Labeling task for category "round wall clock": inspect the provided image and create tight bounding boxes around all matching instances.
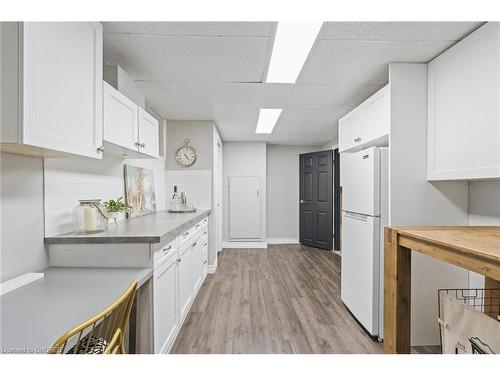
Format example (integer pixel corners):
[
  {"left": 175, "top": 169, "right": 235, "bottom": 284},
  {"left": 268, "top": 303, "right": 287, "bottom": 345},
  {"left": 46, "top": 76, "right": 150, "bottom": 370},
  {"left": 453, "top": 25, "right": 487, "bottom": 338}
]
[{"left": 175, "top": 138, "right": 197, "bottom": 167}]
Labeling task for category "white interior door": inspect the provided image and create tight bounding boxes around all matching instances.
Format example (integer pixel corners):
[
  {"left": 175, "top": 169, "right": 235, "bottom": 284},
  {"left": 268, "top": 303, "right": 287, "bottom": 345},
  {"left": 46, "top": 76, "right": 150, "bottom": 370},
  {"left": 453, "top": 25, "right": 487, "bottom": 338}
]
[
  {"left": 216, "top": 141, "right": 223, "bottom": 252},
  {"left": 340, "top": 212, "right": 380, "bottom": 336},
  {"left": 229, "top": 176, "right": 260, "bottom": 240}
]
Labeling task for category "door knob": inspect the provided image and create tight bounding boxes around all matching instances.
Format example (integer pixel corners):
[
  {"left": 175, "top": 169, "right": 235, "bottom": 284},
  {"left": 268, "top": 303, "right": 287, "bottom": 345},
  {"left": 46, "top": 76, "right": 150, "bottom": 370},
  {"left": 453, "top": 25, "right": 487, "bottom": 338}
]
[{"left": 299, "top": 200, "right": 304, "bottom": 204}]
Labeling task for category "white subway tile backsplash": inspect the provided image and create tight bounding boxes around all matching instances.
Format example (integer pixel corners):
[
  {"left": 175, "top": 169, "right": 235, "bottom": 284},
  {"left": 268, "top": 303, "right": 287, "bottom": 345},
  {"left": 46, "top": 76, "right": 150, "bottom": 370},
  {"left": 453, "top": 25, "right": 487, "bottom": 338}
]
[
  {"left": 165, "top": 170, "right": 212, "bottom": 209},
  {"left": 44, "top": 155, "right": 166, "bottom": 236}
]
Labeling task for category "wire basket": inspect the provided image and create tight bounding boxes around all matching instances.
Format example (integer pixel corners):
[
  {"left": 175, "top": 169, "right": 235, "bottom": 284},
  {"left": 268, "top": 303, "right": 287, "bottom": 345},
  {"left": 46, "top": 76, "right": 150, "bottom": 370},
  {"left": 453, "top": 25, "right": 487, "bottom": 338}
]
[{"left": 438, "top": 289, "right": 500, "bottom": 354}]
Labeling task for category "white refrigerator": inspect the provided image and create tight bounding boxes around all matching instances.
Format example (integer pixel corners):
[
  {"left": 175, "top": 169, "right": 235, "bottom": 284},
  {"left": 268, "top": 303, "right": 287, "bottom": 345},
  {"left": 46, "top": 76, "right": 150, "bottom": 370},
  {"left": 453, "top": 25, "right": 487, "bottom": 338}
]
[{"left": 340, "top": 146, "right": 389, "bottom": 339}]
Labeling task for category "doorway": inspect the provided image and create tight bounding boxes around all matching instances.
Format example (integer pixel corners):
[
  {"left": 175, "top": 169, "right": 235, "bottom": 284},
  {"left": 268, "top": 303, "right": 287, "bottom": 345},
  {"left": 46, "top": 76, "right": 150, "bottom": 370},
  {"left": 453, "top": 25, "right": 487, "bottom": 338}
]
[{"left": 299, "top": 150, "right": 333, "bottom": 250}]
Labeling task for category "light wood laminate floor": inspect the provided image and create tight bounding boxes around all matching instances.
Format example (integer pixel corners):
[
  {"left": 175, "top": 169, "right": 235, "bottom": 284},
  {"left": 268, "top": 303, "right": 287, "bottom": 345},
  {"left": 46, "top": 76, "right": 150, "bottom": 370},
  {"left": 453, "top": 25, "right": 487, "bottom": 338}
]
[{"left": 171, "top": 245, "right": 439, "bottom": 354}]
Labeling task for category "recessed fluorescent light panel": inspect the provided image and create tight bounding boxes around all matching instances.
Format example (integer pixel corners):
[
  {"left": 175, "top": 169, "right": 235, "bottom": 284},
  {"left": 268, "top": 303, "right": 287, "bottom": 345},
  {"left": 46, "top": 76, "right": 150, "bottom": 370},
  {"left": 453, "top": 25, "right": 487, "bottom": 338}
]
[
  {"left": 255, "top": 109, "right": 282, "bottom": 134},
  {"left": 266, "top": 22, "right": 323, "bottom": 83}
]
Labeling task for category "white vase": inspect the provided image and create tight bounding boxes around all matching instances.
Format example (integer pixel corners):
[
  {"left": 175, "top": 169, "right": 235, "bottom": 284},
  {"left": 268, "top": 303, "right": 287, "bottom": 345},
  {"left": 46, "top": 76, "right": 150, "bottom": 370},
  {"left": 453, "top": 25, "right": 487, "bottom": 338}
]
[{"left": 107, "top": 211, "right": 119, "bottom": 226}]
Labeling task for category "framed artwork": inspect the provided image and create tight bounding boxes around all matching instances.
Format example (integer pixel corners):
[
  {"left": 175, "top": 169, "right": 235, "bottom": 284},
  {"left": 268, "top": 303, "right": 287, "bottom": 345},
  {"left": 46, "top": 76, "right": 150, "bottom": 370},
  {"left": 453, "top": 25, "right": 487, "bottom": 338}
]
[{"left": 124, "top": 165, "right": 156, "bottom": 218}]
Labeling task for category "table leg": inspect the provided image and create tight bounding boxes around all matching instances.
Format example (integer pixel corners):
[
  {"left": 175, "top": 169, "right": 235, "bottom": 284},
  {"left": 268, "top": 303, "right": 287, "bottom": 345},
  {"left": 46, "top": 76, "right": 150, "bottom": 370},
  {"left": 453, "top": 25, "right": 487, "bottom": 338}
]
[
  {"left": 484, "top": 277, "right": 500, "bottom": 320},
  {"left": 384, "top": 228, "right": 412, "bottom": 354}
]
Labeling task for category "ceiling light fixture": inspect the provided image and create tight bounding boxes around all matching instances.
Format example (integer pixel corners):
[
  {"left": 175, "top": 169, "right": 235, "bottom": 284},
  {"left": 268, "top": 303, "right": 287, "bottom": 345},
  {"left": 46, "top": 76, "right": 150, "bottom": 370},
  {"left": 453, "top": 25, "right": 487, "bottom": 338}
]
[
  {"left": 255, "top": 108, "right": 282, "bottom": 134},
  {"left": 266, "top": 22, "right": 323, "bottom": 83}
]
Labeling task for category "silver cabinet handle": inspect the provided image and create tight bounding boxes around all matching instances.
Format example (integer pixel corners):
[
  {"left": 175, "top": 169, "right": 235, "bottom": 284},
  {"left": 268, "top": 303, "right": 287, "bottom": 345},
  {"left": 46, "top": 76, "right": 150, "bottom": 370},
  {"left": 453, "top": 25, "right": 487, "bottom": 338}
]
[
  {"left": 299, "top": 200, "right": 304, "bottom": 204},
  {"left": 192, "top": 241, "right": 197, "bottom": 247},
  {"left": 97, "top": 146, "right": 104, "bottom": 153},
  {"left": 203, "top": 260, "right": 208, "bottom": 264},
  {"left": 204, "top": 243, "right": 207, "bottom": 247},
  {"left": 203, "top": 231, "right": 207, "bottom": 235},
  {"left": 162, "top": 244, "right": 172, "bottom": 253},
  {"left": 177, "top": 258, "right": 181, "bottom": 263},
  {"left": 195, "top": 224, "right": 200, "bottom": 228},
  {"left": 183, "top": 232, "right": 189, "bottom": 237}
]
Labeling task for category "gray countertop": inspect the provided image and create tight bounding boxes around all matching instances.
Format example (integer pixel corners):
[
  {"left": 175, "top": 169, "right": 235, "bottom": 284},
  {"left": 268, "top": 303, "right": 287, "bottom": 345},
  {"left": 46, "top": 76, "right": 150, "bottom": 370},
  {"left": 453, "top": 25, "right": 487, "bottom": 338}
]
[
  {"left": 0, "top": 267, "right": 152, "bottom": 353},
  {"left": 45, "top": 209, "right": 210, "bottom": 244}
]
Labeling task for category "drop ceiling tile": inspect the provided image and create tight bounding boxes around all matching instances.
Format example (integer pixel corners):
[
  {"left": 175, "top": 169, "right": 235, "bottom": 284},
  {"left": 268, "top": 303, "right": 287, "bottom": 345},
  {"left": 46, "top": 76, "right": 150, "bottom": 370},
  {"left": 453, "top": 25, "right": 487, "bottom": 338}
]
[
  {"left": 321, "top": 22, "right": 482, "bottom": 41},
  {"left": 278, "top": 108, "right": 348, "bottom": 124},
  {"left": 103, "top": 22, "right": 276, "bottom": 37},
  {"left": 104, "top": 33, "right": 270, "bottom": 82},
  {"left": 261, "top": 83, "right": 294, "bottom": 108},
  {"left": 273, "top": 122, "right": 335, "bottom": 134},
  {"left": 216, "top": 122, "right": 268, "bottom": 142},
  {"left": 137, "top": 82, "right": 262, "bottom": 109},
  {"left": 157, "top": 105, "right": 259, "bottom": 123},
  {"left": 287, "top": 84, "right": 383, "bottom": 109},
  {"left": 267, "top": 133, "right": 334, "bottom": 146},
  {"left": 298, "top": 39, "right": 455, "bottom": 85}
]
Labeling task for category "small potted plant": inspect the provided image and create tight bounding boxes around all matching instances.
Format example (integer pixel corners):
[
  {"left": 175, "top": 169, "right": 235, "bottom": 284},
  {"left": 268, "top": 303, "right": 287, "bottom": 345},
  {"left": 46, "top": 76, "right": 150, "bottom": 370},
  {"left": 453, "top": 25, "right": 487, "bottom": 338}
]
[{"left": 103, "top": 197, "right": 132, "bottom": 226}]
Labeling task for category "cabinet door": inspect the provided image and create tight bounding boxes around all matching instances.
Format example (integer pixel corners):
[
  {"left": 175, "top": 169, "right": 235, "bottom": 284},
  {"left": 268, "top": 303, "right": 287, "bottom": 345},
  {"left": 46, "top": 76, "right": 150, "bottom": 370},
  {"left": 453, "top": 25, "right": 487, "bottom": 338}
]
[
  {"left": 338, "top": 113, "right": 359, "bottom": 152},
  {"left": 192, "top": 239, "right": 204, "bottom": 292},
  {"left": 202, "top": 241, "right": 208, "bottom": 277},
  {"left": 22, "top": 22, "right": 103, "bottom": 159},
  {"left": 359, "top": 87, "right": 390, "bottom": 145},
  {"left": 154, "top": 255, "right": 178, "bottom": 353},
  {"left": 103, "top": 81, "right": 138, "bottom": 151},
  {"left": 138, "top": 108, "right": 160, "bottom": 158},
  {"left": 178, "top": 244, "right": 193, "bottom": 319},
  {"left": 428, "top": 22, "right": 500, "bottom": 180}
]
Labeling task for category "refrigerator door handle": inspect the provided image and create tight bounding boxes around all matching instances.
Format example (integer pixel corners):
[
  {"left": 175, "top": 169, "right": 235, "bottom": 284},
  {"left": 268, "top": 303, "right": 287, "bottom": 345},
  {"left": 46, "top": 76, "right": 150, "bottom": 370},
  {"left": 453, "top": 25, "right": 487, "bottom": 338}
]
[{"left": 344, "top": 211, "right": 369, "bottom": 221}]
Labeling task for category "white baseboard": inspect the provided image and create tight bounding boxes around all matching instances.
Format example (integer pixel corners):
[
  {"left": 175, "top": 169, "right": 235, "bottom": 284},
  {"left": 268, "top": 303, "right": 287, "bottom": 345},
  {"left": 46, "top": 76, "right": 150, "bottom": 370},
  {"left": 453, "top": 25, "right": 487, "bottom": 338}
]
[
  {"left": 207, "top": 256, "right": 218, "bottom": 274},
  {"left": 222, "top": 241, "right": 267, "bottom": 249},
  {"left": 266, "top": 238, "right": 300, "bottom": 244}
]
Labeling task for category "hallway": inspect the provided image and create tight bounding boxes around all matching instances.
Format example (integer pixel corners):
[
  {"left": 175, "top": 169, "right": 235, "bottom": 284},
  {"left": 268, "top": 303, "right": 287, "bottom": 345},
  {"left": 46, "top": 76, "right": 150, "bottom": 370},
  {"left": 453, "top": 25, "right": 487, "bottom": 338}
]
[{"left": 171, "top": 245, "right": 383, "bottom": 353}]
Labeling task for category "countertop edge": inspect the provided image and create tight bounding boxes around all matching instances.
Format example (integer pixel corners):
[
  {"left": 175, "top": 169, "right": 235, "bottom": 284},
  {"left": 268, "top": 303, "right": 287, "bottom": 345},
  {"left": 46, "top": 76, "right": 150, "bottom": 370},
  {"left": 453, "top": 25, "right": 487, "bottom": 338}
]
[{"left": 44, "top": 209, "right": 211, "bottom": 245}]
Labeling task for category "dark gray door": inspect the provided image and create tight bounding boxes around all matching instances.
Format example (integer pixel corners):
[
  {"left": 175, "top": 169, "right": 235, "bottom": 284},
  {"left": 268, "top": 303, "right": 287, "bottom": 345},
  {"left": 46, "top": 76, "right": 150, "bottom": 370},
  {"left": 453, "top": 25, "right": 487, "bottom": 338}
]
[{"left": 299, "top": 150, "right": 333, "bottom": 250}]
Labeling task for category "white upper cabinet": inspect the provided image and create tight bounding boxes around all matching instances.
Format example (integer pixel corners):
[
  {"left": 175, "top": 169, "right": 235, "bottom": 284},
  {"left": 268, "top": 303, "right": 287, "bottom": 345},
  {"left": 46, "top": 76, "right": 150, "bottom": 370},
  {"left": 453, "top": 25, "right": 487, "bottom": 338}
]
[
  {"left": 0, "top": 22, "right": 103, "bottom": 159},
  {"left": 138, "top": 108, "right": 160, "bottom": 158},
  {"left": 102, "top": 81, "right": 160, "bottom": 158},
  {"left": 428, "top": 22, "right": 500, "bottom": 180},
  {"left": 338, "top": 85, "right": 390, "bottom": 153},
  {"left": 103, "top": 81, "right": 139, "bottom": 152}
]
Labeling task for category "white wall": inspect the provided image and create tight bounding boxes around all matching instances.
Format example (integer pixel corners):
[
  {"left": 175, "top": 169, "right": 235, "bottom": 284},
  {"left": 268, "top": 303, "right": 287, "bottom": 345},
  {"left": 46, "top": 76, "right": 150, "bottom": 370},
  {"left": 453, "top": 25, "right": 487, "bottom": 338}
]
[
  {"left": 468, "top": 180, "right": 500, "bottom": 287},
  {"left": 44, "top": 155, "right": 166, "bottom": 236},
  {"left": 469, "top": 181, "right": 500, "bottom": 226},
  {"left": 266, "top": 145, "right": 318, "bottom": 242},
  {"left": 389, "top": 63, "right": 470, "bottom": 346},
  {"left": 165, "top": 120, "right": 221, "bottom": 267},
  {"left": 1, "top": 153, "right": 47, "bottom": 282},
  {"left": 222, "top": 142, "right": 266, "bottom": 243}
]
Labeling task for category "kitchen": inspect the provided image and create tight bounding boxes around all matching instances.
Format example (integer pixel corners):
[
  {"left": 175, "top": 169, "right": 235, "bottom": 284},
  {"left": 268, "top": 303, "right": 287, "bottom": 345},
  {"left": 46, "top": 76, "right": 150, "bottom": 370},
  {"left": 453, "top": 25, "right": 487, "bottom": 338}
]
[{"left": 1, "top": 4, "right": 499, "bottom": 370}]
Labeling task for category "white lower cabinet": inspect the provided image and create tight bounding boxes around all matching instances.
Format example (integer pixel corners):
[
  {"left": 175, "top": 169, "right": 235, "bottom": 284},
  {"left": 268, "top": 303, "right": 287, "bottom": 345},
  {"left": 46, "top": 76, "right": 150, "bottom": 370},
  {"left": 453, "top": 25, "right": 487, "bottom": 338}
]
[
  {"left": 152, "top": 217, "right": 209, "bottom": 353},
  {"left": 153, "top": 252, "right": 178, "bottom": 354},
  {"left": 178, "top": 242, "right": 194, "bottom": 320}
]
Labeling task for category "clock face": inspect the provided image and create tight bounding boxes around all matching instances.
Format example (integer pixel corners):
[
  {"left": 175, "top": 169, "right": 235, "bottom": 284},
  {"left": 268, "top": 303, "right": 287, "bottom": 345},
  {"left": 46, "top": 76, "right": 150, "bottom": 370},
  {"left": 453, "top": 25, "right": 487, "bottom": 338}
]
[{"left": 175, "top": 146, "right": 197, "bottom": 167}]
